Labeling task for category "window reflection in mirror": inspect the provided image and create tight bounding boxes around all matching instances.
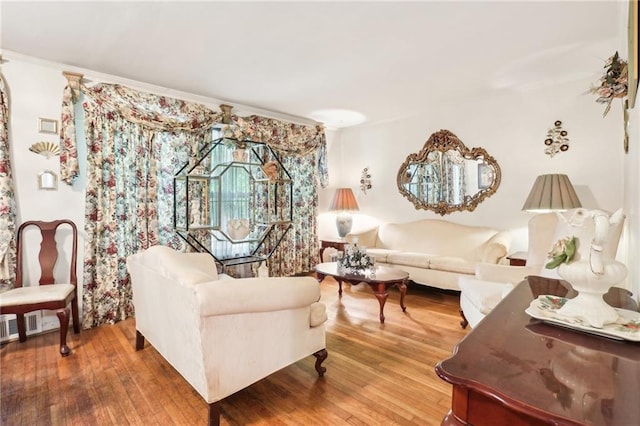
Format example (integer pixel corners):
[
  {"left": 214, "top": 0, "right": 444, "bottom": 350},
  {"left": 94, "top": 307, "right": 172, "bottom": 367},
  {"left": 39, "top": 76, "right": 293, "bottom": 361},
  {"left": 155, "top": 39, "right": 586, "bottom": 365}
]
[{"left": 397, "top": 130, "right": 500, "bottom": 215}]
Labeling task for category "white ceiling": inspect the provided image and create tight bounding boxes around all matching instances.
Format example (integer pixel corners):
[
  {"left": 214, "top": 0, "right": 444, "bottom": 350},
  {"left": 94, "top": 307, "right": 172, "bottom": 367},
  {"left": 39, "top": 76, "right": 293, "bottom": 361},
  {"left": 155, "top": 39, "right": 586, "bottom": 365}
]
[{"left": 0, "top": 1, "right": 623, "bottom": 128}]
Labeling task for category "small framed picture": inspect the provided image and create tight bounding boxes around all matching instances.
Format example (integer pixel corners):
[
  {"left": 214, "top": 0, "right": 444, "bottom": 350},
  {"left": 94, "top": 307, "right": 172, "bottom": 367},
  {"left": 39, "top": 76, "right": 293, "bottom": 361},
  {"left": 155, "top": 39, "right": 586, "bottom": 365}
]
[
  {"left": 38, "top": 118, "right": 58, "bottom": 134},
  {"left": 38, "top": 170, "right": 58, "bottom": 190},
  {"left": 478, "top": 163, "right": 494, "bottom": 189}
]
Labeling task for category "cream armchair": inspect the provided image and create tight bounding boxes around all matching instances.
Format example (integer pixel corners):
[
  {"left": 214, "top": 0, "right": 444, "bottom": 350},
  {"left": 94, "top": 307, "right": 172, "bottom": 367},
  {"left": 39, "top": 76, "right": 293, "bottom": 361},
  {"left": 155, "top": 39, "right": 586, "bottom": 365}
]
[
  {"left": 127, "top": 246, "right": 328, "bottom": 426},
  {"left": 459, "top": 209, "right": 625, "bottom": 328},
  {"left": 458, "top": 213, "right": 558, "bottom": 328}
]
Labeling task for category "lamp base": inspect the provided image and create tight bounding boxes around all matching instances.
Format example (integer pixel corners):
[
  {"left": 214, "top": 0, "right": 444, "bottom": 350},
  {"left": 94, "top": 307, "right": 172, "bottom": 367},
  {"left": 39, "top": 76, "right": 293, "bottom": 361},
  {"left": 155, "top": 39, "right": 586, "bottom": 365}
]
[{"left": 335, "top": 213, "right": 353, "bottom": 239}]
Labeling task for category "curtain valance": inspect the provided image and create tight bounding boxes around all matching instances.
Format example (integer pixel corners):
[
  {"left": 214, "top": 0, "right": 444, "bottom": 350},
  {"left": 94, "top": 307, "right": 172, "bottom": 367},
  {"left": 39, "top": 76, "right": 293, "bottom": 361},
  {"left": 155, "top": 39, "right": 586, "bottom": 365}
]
[
  {"left": 83, "top": 84, "right": 222, "bottom": 132},
  {"left": 60, "top": 82, "right": 328, "bottom": 187}
]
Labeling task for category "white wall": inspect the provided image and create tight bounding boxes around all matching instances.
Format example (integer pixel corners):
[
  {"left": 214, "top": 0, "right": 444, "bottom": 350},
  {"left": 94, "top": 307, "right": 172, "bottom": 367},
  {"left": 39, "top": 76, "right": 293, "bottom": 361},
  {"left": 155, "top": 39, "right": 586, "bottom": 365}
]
[
  {"left": 319, "top": 53, "right": 637, "bottom": 292},
  {"left": 323, "top": 78, "right": 624, "bottom": 232},
  {"left": 623, "top": 100, "right": 639, "bottom": 298}
]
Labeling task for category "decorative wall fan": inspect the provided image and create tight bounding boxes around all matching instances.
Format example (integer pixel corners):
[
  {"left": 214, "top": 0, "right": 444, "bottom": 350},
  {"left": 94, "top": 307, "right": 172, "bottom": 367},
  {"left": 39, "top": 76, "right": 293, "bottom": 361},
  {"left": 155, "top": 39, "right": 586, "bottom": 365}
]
[{"left": 29, "top": 141, "right": 60, "bottom": 159}]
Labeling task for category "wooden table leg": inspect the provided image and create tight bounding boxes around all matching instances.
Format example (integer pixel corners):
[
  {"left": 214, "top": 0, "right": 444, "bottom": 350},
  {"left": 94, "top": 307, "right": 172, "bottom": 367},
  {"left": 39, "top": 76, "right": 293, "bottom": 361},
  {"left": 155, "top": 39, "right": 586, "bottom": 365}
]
[
  {"left": 337, "top": 279, "right": 343, "bottom": 296},
  {"left": 369, "top": 282, "right": 389, "bottom": 323},
  {"left": 399, "top": 279, "right": 407, "bottom": 312}
]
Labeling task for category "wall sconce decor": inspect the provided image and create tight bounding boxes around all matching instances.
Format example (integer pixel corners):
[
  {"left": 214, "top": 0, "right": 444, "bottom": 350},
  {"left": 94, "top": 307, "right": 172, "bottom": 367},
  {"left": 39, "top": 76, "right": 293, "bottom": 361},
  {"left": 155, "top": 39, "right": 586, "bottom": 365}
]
[
  {"left": 544, "top": 120, "right": 570, "bottom": 157},
  {"left": 29, "top": 141, "right": 60, "bottom": 159},
  {"left": 38, "top": 118, "right": 59, "bottom": 134},
  {"left": 38, "top": 170, "right": 58, "bottom": 190},
  {"left": 360, "top": 167, "right": 372, "bottom": 194}
]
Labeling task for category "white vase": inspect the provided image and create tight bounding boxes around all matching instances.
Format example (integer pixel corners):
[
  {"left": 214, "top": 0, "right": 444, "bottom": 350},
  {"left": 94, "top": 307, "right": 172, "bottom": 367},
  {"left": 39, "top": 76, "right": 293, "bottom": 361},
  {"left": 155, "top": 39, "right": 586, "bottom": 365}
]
[
  {"left": 553, "top": 208, "right": 627, "bottom": 328},
  {"left": 557, "top": 260, "right": 627, "bottom": 328},
  {"left": 226, "top": 218, "right": 251, "bottom": 240}
]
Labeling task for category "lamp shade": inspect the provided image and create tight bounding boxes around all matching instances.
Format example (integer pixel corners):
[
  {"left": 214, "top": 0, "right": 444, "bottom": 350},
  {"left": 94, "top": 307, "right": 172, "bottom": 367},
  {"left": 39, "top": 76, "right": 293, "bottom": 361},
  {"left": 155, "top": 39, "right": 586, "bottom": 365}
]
[
  {"left": 522, "top": 174, "right": 582, "bottom": 212},
  {"left": 329, "top": 188, "right": 359, "bottom": 212}
]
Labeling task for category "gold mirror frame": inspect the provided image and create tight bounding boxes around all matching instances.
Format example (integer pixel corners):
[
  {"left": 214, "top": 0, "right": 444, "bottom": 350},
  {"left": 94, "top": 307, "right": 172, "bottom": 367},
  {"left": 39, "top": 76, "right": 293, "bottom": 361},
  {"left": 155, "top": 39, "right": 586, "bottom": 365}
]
[{"left": 396, "top": 129, "right": 501, "bottom": 215}]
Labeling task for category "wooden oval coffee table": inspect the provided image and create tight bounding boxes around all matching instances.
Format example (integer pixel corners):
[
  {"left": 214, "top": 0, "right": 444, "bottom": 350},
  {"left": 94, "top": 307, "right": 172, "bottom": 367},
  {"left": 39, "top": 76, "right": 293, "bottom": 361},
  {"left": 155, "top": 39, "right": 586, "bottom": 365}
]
[{"left": 314, "top": 262, "right": 409, "bottom": 323}]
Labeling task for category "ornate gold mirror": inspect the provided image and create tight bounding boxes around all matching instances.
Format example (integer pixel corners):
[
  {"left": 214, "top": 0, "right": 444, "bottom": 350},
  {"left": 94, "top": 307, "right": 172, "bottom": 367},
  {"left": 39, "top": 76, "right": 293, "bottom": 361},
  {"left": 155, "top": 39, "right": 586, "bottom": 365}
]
[{"left": 397, "top": 129, "right": 501, "bottom": 215}]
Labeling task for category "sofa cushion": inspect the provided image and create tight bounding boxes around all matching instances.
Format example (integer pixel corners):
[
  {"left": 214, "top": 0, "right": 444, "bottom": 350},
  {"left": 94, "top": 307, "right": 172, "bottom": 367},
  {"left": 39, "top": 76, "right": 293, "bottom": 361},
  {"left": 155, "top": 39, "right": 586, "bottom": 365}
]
[
  {"left": 459, "top": 278, "right": 514, "bottom": 314},
  {"left": 377, "top": 220, "right": 501, "bottom": 261},
  {"left": 365, "top": 248, "right": 400, "bottom": 263},
  {"left": 429, "top": 256, "right": 476, "bottom": 275},
  {"left": 386, "top": 252, "right": 433, "bottom": 269},
  {"left": 346, "top": 226, "right": 379, "bottom": 248},
  {"left": 197, "top": 276, "right": 320, "bottom": 317},
  {"left": 475, "top": 263, "right": 533, "bottom": 285}
]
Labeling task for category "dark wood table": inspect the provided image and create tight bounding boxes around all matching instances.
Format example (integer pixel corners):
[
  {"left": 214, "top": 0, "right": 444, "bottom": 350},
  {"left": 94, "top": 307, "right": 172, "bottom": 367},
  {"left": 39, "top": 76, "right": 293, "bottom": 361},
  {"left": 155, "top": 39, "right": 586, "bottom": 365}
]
[
  {"left": 315, "top": 262, "right": 409, "bottom": 323},
  {"left": 435, "top": 276, "right": 640, "bottom": 426},
  {"left": 319, "top": 239, "right": 348, "bottom": 262}
]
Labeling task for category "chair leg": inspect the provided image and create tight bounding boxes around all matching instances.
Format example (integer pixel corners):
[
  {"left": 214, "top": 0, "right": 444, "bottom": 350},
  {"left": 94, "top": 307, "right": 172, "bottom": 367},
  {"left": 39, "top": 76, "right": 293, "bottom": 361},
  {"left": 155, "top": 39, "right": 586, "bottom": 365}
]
[
  {"left": 208, "top": 402, "right": 221, "bottom": 426},
  {"left": 136, "top": 330, "right": 146, "bottom": 351},
  {"left": 56, "top": 308, "right": 71, "bottom": 356},
  {"left": 16, "top": 313, "right": 27, "bottom": 342},
  {"left": 313, "top": 348, "right": 328, "bottom": 376},
  {"left": 71, "top": 297, "right": 81, "bottom": 334},
  {"left": 459, "top": 309, "right": 469, "bottom": 329}
]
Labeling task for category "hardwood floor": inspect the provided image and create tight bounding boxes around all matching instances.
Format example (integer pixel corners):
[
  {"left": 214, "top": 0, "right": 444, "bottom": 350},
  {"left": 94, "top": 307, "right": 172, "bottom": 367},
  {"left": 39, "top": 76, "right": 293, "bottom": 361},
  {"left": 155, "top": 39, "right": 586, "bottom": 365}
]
[{"left": 1, "top": 277, "right": 468, "bottom": 425}]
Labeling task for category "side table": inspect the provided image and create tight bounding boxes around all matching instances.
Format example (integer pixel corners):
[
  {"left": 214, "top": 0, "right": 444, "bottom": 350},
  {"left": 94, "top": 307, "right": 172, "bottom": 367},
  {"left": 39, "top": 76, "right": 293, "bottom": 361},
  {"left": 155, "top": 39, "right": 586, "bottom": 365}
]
[
  {"left": 436, "top": 276, "right": 640, "bottom": 425},
  {"left": 506, "top": 251, "right": 527, "bottom": 266},
  {"left": 319, "top": 239, "right": 347, "bottom": 262}
]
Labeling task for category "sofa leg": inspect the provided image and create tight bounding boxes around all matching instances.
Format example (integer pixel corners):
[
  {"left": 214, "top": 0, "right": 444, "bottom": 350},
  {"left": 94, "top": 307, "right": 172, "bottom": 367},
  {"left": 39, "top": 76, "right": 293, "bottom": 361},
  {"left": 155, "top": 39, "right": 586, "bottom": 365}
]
[
  {"left": 208, "top": 402, "right": 221, "bottom": 426},
  {"left": 135, "top": 330, "right": 145, "bottom": 350},
  {"left": 459, "top": 309, "right": 468, "bottom": 329},
  {"left": 313, "top": 349, "right": 328, "bottom": 376}
]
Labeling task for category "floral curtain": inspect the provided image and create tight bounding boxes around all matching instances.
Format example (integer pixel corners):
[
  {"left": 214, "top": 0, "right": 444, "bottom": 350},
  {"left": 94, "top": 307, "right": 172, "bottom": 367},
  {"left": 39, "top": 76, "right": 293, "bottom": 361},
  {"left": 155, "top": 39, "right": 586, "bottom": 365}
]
[
  {"left": 268, "top": 152, "right": 322, "bottom": 276},
  {"left": 226, "top": 115, "right": 328, "bottom": 275},
  {"left": 60, "top": 84, "right": 327, "bottom": 327},
  {"left": 61, "top": 83, "right": 220, "bottom": 328},
  {"left": 0, "top": 74, "right": 17, "bottom": 290}
]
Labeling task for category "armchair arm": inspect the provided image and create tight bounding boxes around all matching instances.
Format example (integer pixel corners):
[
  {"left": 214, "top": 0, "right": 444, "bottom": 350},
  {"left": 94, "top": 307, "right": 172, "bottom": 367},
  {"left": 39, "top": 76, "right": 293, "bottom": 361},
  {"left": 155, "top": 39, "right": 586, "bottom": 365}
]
[
  {"left": 475, "top": 263, "right": 535, "bottom": 284},
  {"left": 196, "top": 276, "right": 321, "bottom": 317},
  {"left": 481, "top": 231, "right": 512, "bottom": 263},
  {"left": 346, "top": 226, "right": 379, "bottom": 248}
]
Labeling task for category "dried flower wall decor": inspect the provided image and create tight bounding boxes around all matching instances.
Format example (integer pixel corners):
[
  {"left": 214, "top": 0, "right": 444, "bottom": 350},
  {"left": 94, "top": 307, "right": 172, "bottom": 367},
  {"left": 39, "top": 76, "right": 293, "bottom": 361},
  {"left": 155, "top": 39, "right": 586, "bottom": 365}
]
[
  {"left": 589, "top": 51, "right": 628, "bottom": 117},
  {"left": 360, "top": 167, "right": 372, "bottom": 194},
  {"left": 544, "top": 120, "right": 570, "bottom": 157}
]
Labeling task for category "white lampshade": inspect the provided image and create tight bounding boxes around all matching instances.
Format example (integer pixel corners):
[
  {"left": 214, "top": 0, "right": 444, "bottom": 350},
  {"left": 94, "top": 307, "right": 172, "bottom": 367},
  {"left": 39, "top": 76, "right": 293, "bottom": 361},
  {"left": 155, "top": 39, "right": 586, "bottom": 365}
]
[{"left": 522, "top": 174, "right": 581, "bottom": 213}]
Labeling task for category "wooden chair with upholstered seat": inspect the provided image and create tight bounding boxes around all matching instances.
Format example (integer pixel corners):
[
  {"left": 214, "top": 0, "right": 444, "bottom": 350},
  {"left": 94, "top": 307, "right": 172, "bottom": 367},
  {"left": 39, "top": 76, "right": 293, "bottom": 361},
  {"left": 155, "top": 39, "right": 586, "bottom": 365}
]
[{"left": 0, "top": 219, "right": 80, "bottom": 356}]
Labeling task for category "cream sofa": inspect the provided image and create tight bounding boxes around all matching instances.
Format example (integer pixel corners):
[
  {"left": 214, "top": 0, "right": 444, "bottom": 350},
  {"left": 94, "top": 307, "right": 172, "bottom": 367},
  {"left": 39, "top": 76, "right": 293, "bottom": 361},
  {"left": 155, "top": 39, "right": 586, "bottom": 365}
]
[
  {"left": 347, "top": 219, "right": 511, "bottom": 291},
  {"left": 127, "top": 245, "right": 328, "bottom": 426}
]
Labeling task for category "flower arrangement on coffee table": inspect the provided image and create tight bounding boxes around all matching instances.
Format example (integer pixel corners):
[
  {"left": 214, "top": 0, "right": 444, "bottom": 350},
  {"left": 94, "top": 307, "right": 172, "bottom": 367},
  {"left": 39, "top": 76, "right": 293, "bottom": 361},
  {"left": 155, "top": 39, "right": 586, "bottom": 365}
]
[{"left": 338, "top": 244, "right": 374, "bottom": 274}]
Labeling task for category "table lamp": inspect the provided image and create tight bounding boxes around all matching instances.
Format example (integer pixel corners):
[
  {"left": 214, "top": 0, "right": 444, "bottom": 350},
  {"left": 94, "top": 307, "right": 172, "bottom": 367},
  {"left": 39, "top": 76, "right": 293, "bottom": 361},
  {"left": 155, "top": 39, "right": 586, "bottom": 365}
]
[
  {"left": 522, "top": 174, "right": 581, "bottom": 213},
  {"left": 329, "top": 188, "right": 359, "bottom": 239}
]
